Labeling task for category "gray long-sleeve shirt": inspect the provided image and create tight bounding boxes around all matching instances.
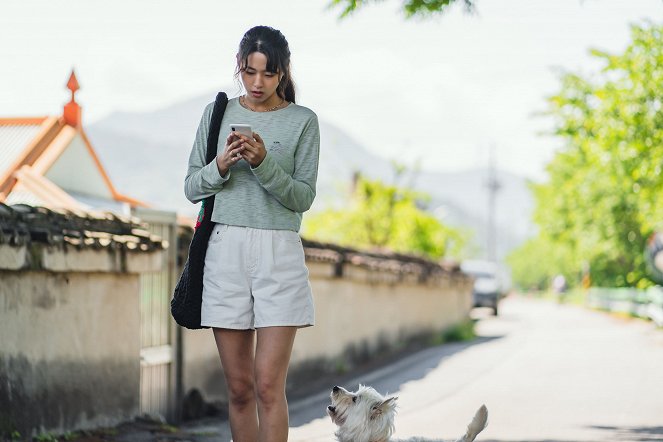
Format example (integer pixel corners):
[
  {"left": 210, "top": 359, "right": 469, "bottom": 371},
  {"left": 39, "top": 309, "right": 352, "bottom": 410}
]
[{"left": 184, "top": 97, "right": 320, "bottom": 232}]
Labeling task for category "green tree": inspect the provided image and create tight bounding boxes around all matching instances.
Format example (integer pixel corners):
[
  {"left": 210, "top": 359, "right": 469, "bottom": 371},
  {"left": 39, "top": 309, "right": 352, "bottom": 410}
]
[
  {"left": 329, "top": 0, "right": 475, "bottom": 19},
  {"left": 509, "top": 21, "right": 663, "bottom": 289},
  {"left": 506, "top": 233, "right": 578, "bottom": 291},
  {"left": 304, "top": 174, "right": 467, "bottom": 259},
  {"left": 329, "top": 0, "right": 597, "bottom": 20}
]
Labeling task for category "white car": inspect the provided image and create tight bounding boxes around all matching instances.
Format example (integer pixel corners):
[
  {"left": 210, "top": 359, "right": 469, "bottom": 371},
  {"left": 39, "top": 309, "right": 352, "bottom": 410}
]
[{"left": 461, "top": 260, "right": 511, "bottom": 315}]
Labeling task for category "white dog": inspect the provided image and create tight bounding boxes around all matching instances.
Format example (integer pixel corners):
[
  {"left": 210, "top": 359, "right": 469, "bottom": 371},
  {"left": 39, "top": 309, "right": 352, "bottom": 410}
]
[{"left": 327, "top": 385, "right": 488, "bottom": 442}]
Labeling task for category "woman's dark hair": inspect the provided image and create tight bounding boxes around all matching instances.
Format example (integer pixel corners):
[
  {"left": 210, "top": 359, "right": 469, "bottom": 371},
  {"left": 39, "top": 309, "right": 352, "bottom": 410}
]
[{"left": 235, "top": 26, "right": 296, "bottom": 103}]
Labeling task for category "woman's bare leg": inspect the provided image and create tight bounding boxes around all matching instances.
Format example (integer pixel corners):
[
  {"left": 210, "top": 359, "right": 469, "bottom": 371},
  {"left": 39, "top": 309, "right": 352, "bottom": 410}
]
[
  {"left": 254, "top": 326, "right": 297, "bottom": 442},
  {"left": 213, "top": 328, "right": 258, "bottom": 442}
]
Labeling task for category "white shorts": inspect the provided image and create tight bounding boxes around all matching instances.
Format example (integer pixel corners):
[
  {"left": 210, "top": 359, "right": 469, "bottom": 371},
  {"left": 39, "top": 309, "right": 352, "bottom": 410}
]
[{"left": 201, "top": 224, "right": 315, "bottom": 329}]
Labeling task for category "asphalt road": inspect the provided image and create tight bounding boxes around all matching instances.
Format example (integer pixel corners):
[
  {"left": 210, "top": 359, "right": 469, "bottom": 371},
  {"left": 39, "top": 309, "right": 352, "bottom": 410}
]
[{"left": 288, "top": 296, "right": 663, "bottom": 442}]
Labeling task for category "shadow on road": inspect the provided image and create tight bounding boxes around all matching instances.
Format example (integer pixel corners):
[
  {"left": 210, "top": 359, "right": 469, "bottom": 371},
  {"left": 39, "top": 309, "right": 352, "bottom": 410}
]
[
  {"left": 589, "top": 424, "right": 663, "bottom": 441},
  {"left": 482, "top": 440, "right": 597, "bottom": 442},
  {"left": 482, "top": 432, "right": 663, "bottom": 442},
  {"left": 288, "top": 334, "right": 503, "bottom": 427}
]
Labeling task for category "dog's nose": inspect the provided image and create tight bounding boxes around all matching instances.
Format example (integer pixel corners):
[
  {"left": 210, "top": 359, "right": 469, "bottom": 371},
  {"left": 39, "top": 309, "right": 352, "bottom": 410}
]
[
  {"left": 328, "top": 405, "right": 336, "bottom": 412},
  {"left": 333, "top": 386, "right": 340, "bottom": 392}
]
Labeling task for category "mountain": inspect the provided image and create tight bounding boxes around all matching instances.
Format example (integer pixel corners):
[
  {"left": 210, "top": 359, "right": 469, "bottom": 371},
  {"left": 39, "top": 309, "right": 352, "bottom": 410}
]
[{"left": 87, "top": 92, "right": 534, "bottom": 259}]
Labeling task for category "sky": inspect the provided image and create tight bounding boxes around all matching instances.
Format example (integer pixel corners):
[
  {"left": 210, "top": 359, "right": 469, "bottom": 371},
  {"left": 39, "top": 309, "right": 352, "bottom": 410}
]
[{"left": 2, "top": 0, "right": 662, "bottom": 179}]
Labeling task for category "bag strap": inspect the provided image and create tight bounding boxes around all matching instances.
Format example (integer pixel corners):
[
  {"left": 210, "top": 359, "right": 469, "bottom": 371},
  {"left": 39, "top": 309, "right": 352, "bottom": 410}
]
[
  {"left": 200, "top": 92, "right": 228, "bottom": 222},
  {"left": 206, "top": 92, "right": 229, "bottom": 164}
]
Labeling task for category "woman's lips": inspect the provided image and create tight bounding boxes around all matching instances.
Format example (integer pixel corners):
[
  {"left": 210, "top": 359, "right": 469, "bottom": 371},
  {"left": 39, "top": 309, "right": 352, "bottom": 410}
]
[{"left": 251, "top": 91, "right": 263, "bottom": 97}]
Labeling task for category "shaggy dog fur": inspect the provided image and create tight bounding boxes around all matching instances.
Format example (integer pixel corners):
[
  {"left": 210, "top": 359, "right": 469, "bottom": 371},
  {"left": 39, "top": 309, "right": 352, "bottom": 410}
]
[{"left": 327, "top": 385, "right": 488, "bottom": 442}]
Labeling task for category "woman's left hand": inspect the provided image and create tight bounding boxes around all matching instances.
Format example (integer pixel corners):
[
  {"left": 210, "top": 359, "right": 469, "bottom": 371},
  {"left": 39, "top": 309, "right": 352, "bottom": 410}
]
[{"left": 235, "top": 131, "right": 267, "bottom": 168}]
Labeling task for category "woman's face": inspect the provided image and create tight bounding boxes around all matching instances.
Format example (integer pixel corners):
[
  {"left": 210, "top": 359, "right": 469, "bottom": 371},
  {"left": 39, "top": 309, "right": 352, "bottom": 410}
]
[{"left": 239, "top": 51, "right": 281, "bottom": 106}]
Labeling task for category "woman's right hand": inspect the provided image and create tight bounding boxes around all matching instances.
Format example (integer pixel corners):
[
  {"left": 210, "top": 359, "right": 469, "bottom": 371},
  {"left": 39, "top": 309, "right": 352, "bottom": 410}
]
[{"left": 216, "top": 133, "right": 245, "bottom": 177}]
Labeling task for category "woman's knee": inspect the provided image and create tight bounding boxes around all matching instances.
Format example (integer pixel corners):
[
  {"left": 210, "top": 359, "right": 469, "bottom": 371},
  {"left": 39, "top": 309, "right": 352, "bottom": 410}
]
[
  {"left": 227, "top": 377, "right": 256, "bottom": 409},
  {"left": 255, "top": 376, "right": 285, "bottom": 409}
]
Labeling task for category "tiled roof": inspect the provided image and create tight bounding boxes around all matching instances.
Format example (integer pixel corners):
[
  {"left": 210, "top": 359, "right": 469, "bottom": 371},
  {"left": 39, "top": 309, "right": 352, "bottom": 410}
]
[
  {"left": 301, "top": 238, "right": 461, "bottom": 277},
  {"left": 172, "top": 222, "right": 462, "bottom": 279},
  {"left": 0, "top": 203, "right": 165, "bottom": 252},
  {"left": 0, "top": 116, "right": 148, "bottom": 210}
]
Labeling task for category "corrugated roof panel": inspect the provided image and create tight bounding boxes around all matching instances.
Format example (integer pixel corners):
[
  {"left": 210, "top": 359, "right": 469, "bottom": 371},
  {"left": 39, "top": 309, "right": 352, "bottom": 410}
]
[
  {"left": 67, "top": 190, "right": 126, "bottom": 213},
  {"left": 8, "top": 185, "right": 124, "bottom": 213},
  {"left": 0, "top": 124, "right": 42, "bottom": 173},
  {"left": 4, "top": 189, "right": 46, "bottom": 207}
]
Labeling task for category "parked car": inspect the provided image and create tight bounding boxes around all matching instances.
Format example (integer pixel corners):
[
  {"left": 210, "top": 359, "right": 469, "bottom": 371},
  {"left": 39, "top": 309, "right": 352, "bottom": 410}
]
[
  {"left": 646, "top": 231, "right": 663, "bottom": 284},
  {"left": 461, "top": 260, "right": 510, "bottom": 315}
]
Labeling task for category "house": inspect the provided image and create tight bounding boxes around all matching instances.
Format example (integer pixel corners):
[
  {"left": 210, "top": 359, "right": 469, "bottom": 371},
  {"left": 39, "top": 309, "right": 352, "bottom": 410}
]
[
  {"left": 0, "top": 70, "right": 182, "bottom": 428},
  {"left": 0, "top": 70, "right": 147, "bottom": 213}
]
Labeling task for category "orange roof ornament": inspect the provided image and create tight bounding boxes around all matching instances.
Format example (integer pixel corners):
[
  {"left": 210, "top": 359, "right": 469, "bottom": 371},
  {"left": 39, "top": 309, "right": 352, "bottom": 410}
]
[{"left": 63, "top": 69, "right": 82, "bottom": 128}]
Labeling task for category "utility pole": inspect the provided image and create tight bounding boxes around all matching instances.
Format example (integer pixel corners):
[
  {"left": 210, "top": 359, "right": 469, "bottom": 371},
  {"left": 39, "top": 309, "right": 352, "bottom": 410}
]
[{"left": 486, "top": 144, "right": 501, "bottom": 263}]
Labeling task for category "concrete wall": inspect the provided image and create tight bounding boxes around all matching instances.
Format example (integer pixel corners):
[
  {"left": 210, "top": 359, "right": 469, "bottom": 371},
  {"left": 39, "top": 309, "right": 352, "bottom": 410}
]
[
  {"left": 182, "top": 260, "right": 472, "bottom": 406},
  {"left": 0, "top": 243, "right": 163, "bottom": 438},
  {"left": 293, "top": 262, "right": 471, "bottom": 366},
  {"left": 0, "top": 272, "right": 140, "bottom": 437}
]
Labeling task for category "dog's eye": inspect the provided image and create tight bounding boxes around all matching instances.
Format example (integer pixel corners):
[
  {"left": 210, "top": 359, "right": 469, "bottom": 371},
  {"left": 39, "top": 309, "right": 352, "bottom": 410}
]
[{"left": 352, "top": 396, "right": 357, "bottom": 403}]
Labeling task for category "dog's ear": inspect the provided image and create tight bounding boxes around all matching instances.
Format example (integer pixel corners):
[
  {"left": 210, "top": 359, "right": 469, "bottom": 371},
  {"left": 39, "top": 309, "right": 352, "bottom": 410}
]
[{"left": 370, "top": 396, "right": 398, "bottom": 420}]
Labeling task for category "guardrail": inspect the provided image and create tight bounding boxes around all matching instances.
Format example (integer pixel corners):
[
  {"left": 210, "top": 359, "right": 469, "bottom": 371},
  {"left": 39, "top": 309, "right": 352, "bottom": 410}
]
[{"left": 587, "top": 286, "right": 663, "bottom": 326}]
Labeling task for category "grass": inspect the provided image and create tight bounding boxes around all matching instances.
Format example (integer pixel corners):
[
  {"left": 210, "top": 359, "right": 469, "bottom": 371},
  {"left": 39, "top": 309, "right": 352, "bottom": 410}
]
[
  {"left": 524, "top": 288, "right": 587, "bottom": 306},
  {"left": 335, "top": 359, "right": 348, "bottom": 374},
  {"left": 158, "top": 424, "right": 179, "bottom": 433},
  {"left": 34, "top": 434, "right": 59, "bottom": 442},
  {"left": 430, "top": 320, "right": 476, "bottom": 346},
  {"left": 28, "top": 421, "right": 184, "bottom": 442}
]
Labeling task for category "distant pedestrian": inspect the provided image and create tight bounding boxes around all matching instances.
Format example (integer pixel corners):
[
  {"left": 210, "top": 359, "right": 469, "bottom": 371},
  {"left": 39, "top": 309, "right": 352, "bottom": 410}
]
[
  {"left": 184, "top": 25, "right": 320, "bottom": 442},
  {"left": 552, "top": 274, "right": 567, "bottom": 302},
  {"left": 552, "top": 274, "right": 567, "bottom": 293}
]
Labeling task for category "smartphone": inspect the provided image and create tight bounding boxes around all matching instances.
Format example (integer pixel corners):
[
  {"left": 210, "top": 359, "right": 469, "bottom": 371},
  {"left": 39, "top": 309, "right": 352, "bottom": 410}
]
[{"left": 229, "top": 124, "right": 253, "bottom": 139}]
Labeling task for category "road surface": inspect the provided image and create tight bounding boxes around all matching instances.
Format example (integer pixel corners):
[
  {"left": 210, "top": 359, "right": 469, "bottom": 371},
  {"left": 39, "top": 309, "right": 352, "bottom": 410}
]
[{"left": 287, "top": 296, "right": 663, "bottom": 442}]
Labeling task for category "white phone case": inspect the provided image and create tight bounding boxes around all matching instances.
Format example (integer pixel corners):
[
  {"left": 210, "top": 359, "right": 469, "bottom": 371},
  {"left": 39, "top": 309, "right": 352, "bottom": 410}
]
[{"left": 229, "top": 124, "right": 252, "bottom": 138}]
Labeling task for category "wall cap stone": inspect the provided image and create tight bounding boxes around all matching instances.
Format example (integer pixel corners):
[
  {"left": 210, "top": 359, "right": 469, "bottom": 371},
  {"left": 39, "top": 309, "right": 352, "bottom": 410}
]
[{"left": 0, "top": 203, "right": 164, "bottom": 273}]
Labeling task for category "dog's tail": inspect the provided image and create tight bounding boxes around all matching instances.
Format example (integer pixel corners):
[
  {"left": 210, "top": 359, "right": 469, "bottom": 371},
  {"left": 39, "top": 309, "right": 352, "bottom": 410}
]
[{"left": 456, "top": 404, "right": 488, "bottom": 442}]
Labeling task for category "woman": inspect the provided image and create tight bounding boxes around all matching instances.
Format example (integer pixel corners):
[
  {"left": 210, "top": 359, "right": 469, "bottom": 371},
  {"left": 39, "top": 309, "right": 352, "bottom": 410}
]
[{"left": 184, "top": 25, "right": 320, "bottom": 442}]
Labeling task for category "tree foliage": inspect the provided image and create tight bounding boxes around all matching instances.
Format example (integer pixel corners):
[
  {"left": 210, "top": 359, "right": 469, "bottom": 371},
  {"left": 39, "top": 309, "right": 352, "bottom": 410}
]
[
  {"left": 329, "top": 0, "right": 475, "bottom": 19},
  {"left": 508, "top": 22, "right": 663, "bottom": 289},
  {"left": 304, "top": 174, "right": 467, "bottom": 259}
]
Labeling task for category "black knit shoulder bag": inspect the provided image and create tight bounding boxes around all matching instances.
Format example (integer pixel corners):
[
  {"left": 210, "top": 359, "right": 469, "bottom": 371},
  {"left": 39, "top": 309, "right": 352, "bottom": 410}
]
[{"left": 171, "top": 92, "right": 228, "bottom": 329}]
